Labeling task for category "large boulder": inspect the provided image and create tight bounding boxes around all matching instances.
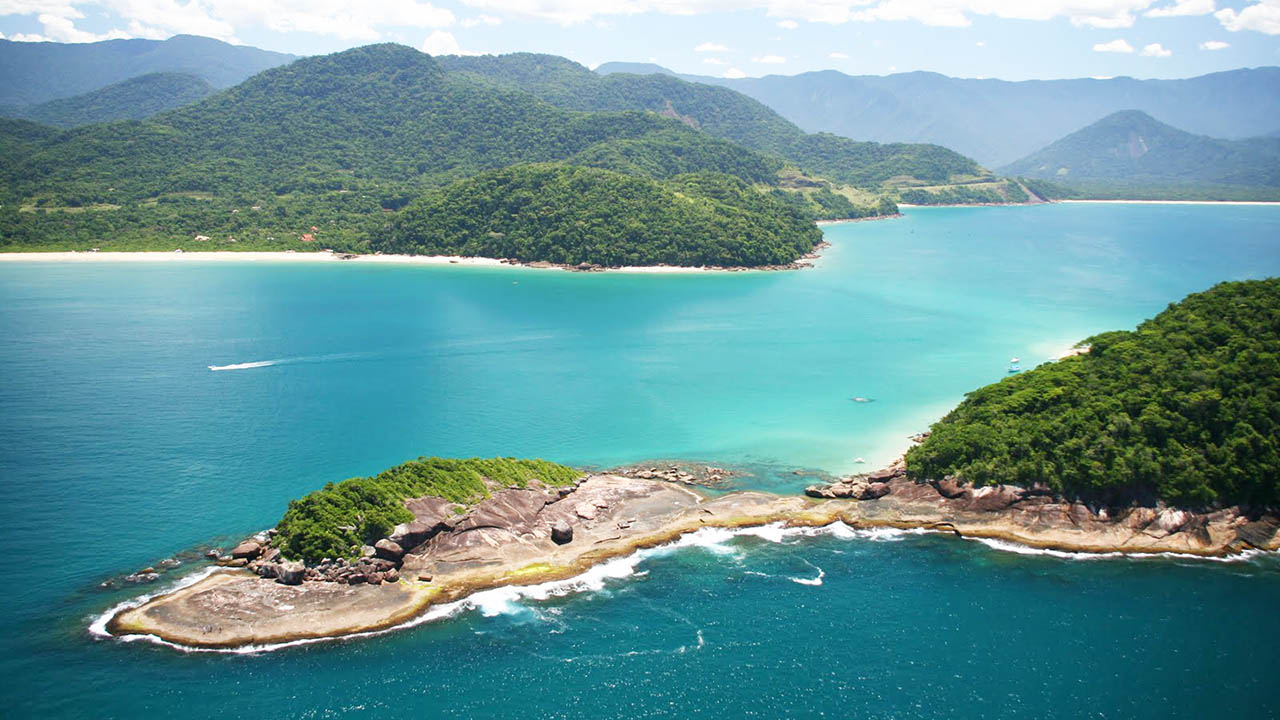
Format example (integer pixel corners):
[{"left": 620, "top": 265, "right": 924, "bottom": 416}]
[
  {"left": 374, "top": 538, "right": 404, "bottom": 562},
  {"left": 968, "top": 485, "right": 1025, "bottom": 512},
  {"left": 551, "top": 520, "right": 573, "bottom": 545},
  {"left": 230, "top": 540, "right": 262, "bottom": 559},
  {"left": 391, "top": 496, "right": 458, "bottom": 551},
  {"left": 856, "top": 482, "right": 891, "bottom": 500},
  {"left": 276, "top": 560, "right": 305, "bottom": 585},
  {"left": 933, "top": 477, "right": 969, "bottom": 499}
]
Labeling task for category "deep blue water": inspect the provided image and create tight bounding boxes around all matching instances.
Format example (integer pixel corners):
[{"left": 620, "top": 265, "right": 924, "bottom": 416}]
[{"left": 2, "top": 204, "right": 1279, "bottom": 718}]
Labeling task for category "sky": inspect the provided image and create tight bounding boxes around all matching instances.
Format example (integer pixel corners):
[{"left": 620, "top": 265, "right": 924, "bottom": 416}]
[{"left": 0, "top": 1, "right": 1277, "bottom": 80}]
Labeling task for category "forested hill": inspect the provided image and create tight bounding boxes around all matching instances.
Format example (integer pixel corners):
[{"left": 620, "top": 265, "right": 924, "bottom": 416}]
[
  {"left": 0, "top": 43, "right": 851, "bottom": 265},
  {"left": 3, "top": 45, "right": 786, "bottom": 202},
  {"left": 440, "top": 53, "right": 986, "bottom": 188},
  {"left": 376, "top": 165, "right": 823, "bottom": 267},
  {"left": 1001, "top": 110, "right": 1280, "bottom": 192},
  {"left": 10, "top": 73, "right": 215, "bottom": 128},
  {"left": 906, "top": 278, "right": 1280, "bottom": 509}
]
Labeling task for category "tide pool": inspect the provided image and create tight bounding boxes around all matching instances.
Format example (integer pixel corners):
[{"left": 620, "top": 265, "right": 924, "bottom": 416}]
[{"left": 1, "top": 203, "right": 1278, "bottom": 717}]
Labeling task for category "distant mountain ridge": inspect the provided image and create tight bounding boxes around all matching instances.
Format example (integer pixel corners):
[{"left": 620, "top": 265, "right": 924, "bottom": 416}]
[
  {"left": 596, "top": 63, "right": 1280, "bottom": 167},
  {"left": 9, "top": 72, "right": 215, "bottom": 128},
  {"left": 443, "top": 53, "right": 986, "bottom": 188},
  {"left": 1001, "top": 110, "right": 1280, "bottom": 190},
  {"left": 0, "top": 34, "right": 295, "bottom": 107}
]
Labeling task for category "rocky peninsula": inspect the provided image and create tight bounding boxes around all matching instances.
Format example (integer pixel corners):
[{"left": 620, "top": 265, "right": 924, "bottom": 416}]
[{"left": 105, "top": 467, "right": 1279, "bottom": 651}]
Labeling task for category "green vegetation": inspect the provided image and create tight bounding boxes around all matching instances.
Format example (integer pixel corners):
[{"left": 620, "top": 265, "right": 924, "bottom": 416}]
[
  {"left": 275, "top": 457, "right": 582, "bottom": 562},
  {"left": 906, "top": 278, "right": 1280, "bottom": 509},
  {"left": 440, "top": 53, "right": 986, "bottom": 189},
  {"left": 2, "top": 44, "right": 888, "bottom": 261},
  {"left": 899, "top": 180, "right": 1031, "bottom": 205},
  {"left": 1000, "top": 110, "right": 1280, "bottom": 198},
  {"left": 10, "top": 72, "right": 215, "bottom": 128},
  {"left": 378, "top": 164, "right": 823, "bottom": 266}
]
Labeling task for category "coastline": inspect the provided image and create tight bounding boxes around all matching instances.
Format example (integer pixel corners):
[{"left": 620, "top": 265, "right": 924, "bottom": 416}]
[
  {"left": 1057, "top": 199, "right": 1280, "bottom": 206},
  {"left": 0, "top": 250, "right": 820, "bottom": 273},
  {"left": 100, "top": 471, "right": 1279, "bottom": 652}
]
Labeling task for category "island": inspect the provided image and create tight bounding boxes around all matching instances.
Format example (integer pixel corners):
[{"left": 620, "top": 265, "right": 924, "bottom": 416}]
[{"left": 103, "top": 278, "right": 1280, "bottom": 650}]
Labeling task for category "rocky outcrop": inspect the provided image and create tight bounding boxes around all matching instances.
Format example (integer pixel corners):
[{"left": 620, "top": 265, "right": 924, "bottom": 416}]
[
  {"left": 374, "top": 539, "right": 404, "bottom": 562},
  {"left": 551, "top": 520, "right": 573, "bottom": 544},
  {"left": 230, "top": 540, "right": 262, "bottom": 559},
  {"left": 108, "top": 471, "right": 1278, "bottom": 651},
  {"left": 612, "top": 464, "right": 733, "bottom": 488},
  {"left": 389, "top": 496, "right": 457, "bottom": 549}
]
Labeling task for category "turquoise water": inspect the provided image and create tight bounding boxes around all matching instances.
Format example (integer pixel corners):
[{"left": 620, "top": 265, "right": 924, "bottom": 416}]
[{"left": 2, "top": 204, "right": 1279, "bottom": 717}]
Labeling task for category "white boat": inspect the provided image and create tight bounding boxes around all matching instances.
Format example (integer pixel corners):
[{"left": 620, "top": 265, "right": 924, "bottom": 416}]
[{"left": 1010, "top": 356, "right": 1020, "bottom": 363}]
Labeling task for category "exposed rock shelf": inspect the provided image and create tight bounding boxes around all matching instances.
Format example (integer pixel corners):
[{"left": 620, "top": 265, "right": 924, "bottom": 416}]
[{"left": 106, "top": 472, "right": 1279, "bottom": 650}]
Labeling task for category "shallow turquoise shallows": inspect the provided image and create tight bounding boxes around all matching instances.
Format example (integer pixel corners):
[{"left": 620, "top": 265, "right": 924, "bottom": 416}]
[{"left": 1, "top": 204, "right": 1278, "bottom": 718}]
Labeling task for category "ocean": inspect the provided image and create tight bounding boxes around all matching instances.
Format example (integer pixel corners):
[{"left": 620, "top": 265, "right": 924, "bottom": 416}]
[{"left": 1, "top": 203, "right": 1278, "bottom": 718}]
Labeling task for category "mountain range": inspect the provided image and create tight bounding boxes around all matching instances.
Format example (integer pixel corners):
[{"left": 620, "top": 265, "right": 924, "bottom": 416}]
[
  {"left": 598, "top": 63, "right": 1280, "bottom": 168},
  {"left": 0, "top": 34, "right": 294, "bottom": 108},
  {"left": 1002, "top": 110, "right": 1280, "bottom": 194},
  {"left": 0, "top": 44, "right": 919, "bottom": 263}
]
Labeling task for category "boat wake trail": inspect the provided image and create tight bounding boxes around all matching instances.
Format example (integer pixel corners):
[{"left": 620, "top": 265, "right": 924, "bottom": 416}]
[
  {"left": 208, "top": 360, "right": 277, "bottom": 371},
  {"left": 207, "top": 351, "right": 378, "bottom": 372}
]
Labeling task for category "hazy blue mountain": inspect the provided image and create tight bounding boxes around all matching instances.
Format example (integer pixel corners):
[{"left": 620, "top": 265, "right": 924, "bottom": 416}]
[
  {"left": 597, "top": 64, "right": 1280, "bottom": 167},
  {"left": 1001, "top": 110, "right": 1280, "bottom": 188},
  {"left": 0, "top": 34, "right": 295, "bottom": 107},
  {"left": 11, "top": 72, "right": 215, "bottom": 128}
]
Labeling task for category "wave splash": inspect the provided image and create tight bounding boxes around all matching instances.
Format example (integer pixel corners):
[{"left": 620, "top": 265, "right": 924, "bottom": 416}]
[{"left": 92, "top": 521, "right": 1267, "bottom": 654}]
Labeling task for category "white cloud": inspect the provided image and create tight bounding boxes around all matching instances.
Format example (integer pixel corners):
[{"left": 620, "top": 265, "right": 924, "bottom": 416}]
[
  {"left": 460, "top": 14, "right": 502, "bottom": 27},
  {"left": 449, "top": 1, "right": 1159, "bottom": 29},
  {"left": 752, "top": 53, "right": 786, "bottom": 63},
  {"left": 1146, "top": 0, "right": 1214, "bottom": 17},
  {"left": 828, "top": 50, "right": 849, "bottom": 58},
  {"left": 1199, "top": 39, "right": 1229, "bottom": 49},
  {"left": 777, "top": 18, "right": 798, "bottom": 28},
  {"left": 694, "top": 41, "right": 727, "bottom": 51},
  {"left": 975, "top": 40, "right": 984, "bottom": 45},
  {"left": 421, "top": 29, "right": 479, "bottom": 55},
  {"left": 0, "top": 1, "right": 457, "bottom": 44},
  {"left": 703, "top": 56, "right": 727, "bottom": 64},
  {"left": 8, "top": 32, "right": 49, "bottom": 40},
  {"left": 1093, "top": 37, "right": 1135, "bottom": 52},
  {"left": 1140, "top": 41, "right": 1172, "bottom": 55},
  {"left": 723, "top": 67, "right": 746, "bottom": 78},
  {"left": 1216, "top": 1, "right": 1280, "bottom": 34}
]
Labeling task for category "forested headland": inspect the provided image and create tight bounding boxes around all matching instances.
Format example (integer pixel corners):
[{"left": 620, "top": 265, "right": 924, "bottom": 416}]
[{"left": 906, "top": 278, "right": 1280, "bottom": 509}]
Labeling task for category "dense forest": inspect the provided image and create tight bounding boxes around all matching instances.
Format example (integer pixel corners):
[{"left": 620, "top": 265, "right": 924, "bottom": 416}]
[
  {"left": 274, "top": 457, "right": 581, "bottom": 562},
  {"left": 0, "top": 43, "right": 909, "bottom": 262},
  {"left": 906, "top": 278, "right": 1280, "bottom": 509},
  {"left": 9, "top": 72, "right": 215, "bottom": 128},
  {"left": 377, "top": 164, "right": 824, "bottom": 266},
  {"left": 441, "top": 53, "right": 988, "bottom": 188}
]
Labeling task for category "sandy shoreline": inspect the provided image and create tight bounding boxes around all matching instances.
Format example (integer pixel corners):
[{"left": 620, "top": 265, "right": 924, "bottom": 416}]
[{"left": 0, "top": 250, "right": 821, "bottom": 273}]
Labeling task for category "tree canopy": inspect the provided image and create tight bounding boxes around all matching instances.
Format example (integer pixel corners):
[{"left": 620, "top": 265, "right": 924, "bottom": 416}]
[{"left": 906, "top": 278, "right": 1280, "bottom": 509}]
